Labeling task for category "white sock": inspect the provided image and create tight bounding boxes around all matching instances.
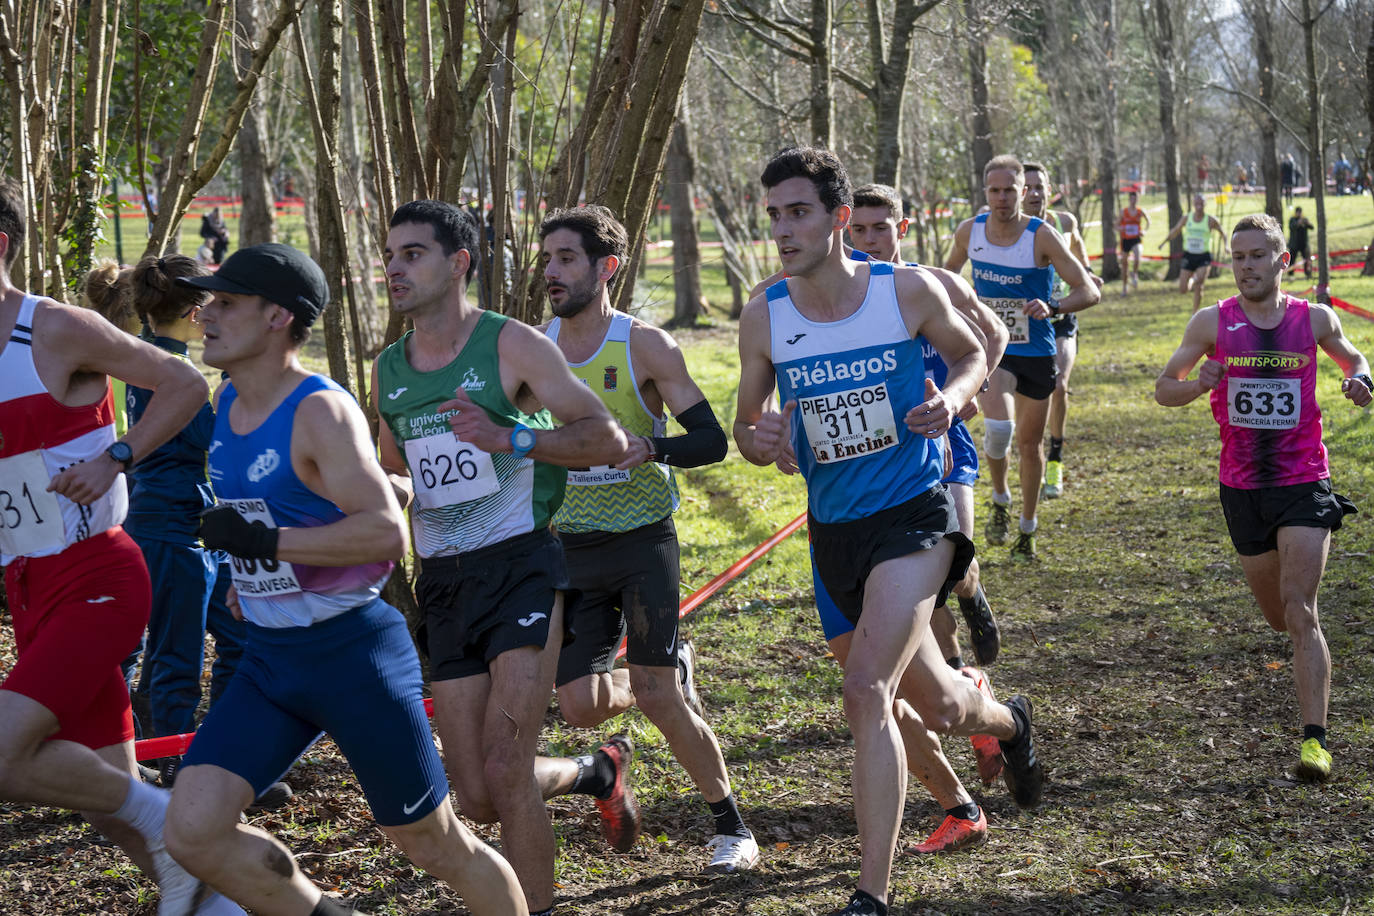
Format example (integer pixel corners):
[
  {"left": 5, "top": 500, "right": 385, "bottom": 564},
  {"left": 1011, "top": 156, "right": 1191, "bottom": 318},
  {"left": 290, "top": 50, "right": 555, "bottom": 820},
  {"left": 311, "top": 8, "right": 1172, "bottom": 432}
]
[
  {"left": 992, "top": 491, "right": 1011, "bottom": 507},
  {"left": 1020, "top": 516, "right": 1037, "bottom": 534},
  {"left": 112, "top": 777, "right": 169, "bottom": 844}
]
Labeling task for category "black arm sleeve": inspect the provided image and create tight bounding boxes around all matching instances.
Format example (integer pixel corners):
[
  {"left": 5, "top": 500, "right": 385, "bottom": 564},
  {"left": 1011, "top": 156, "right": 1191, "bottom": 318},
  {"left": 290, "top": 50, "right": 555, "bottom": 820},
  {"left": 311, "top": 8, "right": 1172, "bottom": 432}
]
[{"left": 649, "top": 398, "right": 728, "bottom": 469}]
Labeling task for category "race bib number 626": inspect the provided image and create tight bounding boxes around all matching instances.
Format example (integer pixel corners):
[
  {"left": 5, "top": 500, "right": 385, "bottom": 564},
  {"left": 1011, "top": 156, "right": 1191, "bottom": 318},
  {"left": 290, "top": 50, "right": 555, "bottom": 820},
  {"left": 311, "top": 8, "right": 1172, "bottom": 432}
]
[{"left": 404, "top": 432, "right": 500, "bottom": 508}]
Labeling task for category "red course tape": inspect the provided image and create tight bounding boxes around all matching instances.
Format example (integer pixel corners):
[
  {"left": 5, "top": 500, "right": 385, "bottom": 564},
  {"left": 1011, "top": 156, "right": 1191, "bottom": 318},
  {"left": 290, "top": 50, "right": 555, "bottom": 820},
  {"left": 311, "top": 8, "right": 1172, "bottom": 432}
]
[{"left": 135, "top": 511, "right": 812, "bottom": 761}]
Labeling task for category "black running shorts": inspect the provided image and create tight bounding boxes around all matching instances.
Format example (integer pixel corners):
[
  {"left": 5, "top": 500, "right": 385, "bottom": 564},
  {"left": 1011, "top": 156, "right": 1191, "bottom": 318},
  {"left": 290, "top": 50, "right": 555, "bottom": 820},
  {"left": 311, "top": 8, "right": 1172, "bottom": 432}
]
[
  {"left": 555, "top": 516, "right": 681, "bottom": 686},
  {"left": 1182, "top": 251, "right": 1212, "bottom": 273},
  {"left": 1219, "top": 479, "right": 1357, "bottom": 556},
  {"left": 809, "top": 486, "right": 975, "bottom": 627},
  {"left": 996, "top": 353, "right": 1058, "bottom": 401},
  {"left": 417, "top": 528, "right": 576, "bottom": 681}
]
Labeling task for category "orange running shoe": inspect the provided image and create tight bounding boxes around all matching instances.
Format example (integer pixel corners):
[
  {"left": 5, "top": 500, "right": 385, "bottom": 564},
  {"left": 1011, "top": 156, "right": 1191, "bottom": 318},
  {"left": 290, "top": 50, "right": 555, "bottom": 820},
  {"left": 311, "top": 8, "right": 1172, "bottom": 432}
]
[
  {"left": 593, "top": 735, "right": 641, "bottom": 852},
  {"left": 906, "top": 807, "right": 988, "bottom": 854},
  {"left": 961, "top": 667, "right": 1004, "bottom": 785}
]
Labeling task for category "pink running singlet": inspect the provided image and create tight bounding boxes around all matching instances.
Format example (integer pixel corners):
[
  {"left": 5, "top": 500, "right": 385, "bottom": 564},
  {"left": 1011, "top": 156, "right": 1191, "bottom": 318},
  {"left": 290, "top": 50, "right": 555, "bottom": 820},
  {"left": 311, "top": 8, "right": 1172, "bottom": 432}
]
[{"left": 1209, "top": 295, "right": 1328, "bottom": 489}]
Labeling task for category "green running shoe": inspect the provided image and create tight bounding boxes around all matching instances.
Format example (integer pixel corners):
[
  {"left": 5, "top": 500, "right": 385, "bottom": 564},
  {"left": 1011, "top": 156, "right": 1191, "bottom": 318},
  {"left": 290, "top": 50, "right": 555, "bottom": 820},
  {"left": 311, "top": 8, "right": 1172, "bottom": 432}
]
[
  {"left": 1294, "top": 738, "right": 1331, "bottom": 783},
  {"left": 1042, "top": 459, "right": 1064, "bottom": 499},
  {"left": 985, "top": 501, "right": 1011, "bottom": 545},
  {"left": 1010, "top": 531, "right": 1036, "bottom": 562}
]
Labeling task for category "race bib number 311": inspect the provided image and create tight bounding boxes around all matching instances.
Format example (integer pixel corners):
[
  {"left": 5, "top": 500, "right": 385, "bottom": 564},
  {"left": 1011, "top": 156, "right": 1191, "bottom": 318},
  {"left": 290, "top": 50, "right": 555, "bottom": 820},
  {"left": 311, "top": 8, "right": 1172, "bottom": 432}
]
[
  {"left": 1227, "top": 377, "right": 1301, "bottom": 429},
  {"left": 219, "top": 498, "right": 301, "bottom": 597},
  {"left": 0, "top": 450, "right": 64, "bottom": 557},
  {"left": 404, "top": 432, "right": 500, "bottom": 508},
  {"left": 984, "top": 297, "right": 1029, "bottom": 344},
  {"left": 799, "top": 383, "right": 899, "bottom": 464}
]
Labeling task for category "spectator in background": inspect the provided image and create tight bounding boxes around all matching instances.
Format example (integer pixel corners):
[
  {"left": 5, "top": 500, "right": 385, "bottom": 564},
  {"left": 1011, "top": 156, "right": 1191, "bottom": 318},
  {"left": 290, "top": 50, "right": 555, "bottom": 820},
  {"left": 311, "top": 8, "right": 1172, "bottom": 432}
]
[
  {"left": 199, "top": 207, "right": 230, "bottom": 265},
  {"left": 122, "top": 256, "right": 279, "bottom": 806},
  {"left": 1281, "top": 154, "right": 1297, "bottom": 204},
  {"left": 1287, "top": 207, "right": 1314, "bottom": 279}
]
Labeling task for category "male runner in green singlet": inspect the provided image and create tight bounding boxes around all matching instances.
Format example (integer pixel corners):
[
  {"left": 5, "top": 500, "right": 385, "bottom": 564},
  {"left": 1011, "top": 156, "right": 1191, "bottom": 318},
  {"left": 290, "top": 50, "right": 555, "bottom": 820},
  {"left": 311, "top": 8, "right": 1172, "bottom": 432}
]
[
  {"left": 373, "top": 200, "right": 630, "bottom": 916},
  {"left": 1021, "top": 162, "right": 1104, "bottom": 500},
  {"left": 1160, "top": 194, "right": 1227, "bottom": 313},
  {"left": 538, "top": 205, "right": 759, "bottom": 873}
]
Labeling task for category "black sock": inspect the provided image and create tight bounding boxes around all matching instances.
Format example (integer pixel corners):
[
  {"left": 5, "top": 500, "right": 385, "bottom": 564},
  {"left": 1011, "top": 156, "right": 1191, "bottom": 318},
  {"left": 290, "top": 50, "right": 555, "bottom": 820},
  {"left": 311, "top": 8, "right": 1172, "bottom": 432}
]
[
  {"left": 946, "top": 802, "right": 980, "bottom": 822},
  {"left": 311, "top": 897, "right": 356, "bottom": 916},
  {"left": 946, "top": 655, "right": 965, "bottom": 671},
  {"left": 850, "top": 889, "right": 888, "bottom": 916},
  {"left": 1047, "top": 437, "right": 1064, "bottom": 462},
  {"left": 568, "top": 749, "right": 615, "bottom": 798},
  {"left": 1303, "top": 724, "right": 1327, "bottom": 749},
  {"left": 709, "top": 793, "right": 749, "bottom": 838}
]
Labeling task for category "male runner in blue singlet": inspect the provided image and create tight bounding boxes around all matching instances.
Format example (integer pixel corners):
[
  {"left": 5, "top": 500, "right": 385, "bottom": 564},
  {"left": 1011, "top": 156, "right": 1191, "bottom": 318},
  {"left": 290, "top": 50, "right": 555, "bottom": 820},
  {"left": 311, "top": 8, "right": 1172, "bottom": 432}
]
[
  {"left": 736, "top": 148, "right": 1045, "bottom": 916},
  {"left": 162, "top": 243, "right": 527, "bottom": 916},
  {"left": 945, "top": 155, "right": 1100, "bottom": 559}
]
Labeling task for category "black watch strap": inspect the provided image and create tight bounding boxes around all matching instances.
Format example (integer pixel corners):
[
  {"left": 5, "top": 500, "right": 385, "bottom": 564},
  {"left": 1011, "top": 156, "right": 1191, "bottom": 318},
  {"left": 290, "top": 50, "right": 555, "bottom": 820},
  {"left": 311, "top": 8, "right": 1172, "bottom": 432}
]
[{"left": 1353, "top": 372, "right": 1373, "bottom": 391}]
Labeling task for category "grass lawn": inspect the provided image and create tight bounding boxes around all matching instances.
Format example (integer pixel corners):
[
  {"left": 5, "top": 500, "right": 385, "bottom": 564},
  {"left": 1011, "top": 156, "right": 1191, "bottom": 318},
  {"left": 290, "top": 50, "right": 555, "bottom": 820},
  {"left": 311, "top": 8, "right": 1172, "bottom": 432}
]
[{"left": 3, "top": 194, "right": 1372, "bottom": 915}]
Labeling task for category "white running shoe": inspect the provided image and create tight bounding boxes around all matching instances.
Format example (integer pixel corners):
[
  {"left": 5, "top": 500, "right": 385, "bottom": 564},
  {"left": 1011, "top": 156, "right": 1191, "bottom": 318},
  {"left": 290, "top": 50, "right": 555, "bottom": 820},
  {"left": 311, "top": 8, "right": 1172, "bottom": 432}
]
[
  {"left": 677, "top": 638, "right": 704, "bottom": 718},
  {"left": 706, "top": 832, "right": 760, "bottom": 873},
  {"left": 150, "top": 839, "right": 213, "bottom": 916}
]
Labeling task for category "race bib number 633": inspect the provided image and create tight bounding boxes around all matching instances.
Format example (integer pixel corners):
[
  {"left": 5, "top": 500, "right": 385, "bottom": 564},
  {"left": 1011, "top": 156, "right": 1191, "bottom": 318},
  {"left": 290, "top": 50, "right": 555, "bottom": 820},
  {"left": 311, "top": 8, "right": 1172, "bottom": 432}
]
[{"left": 1227, "top": 377, "right": 1301, "bottom": 429}]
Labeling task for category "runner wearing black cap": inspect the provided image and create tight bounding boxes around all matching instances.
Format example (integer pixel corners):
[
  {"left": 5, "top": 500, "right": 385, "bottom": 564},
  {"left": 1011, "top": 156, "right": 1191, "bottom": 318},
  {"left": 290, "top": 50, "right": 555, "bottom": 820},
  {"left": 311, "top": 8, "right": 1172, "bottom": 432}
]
[{"left": 159, "top": 243, "right": 529, "bottom": 916}]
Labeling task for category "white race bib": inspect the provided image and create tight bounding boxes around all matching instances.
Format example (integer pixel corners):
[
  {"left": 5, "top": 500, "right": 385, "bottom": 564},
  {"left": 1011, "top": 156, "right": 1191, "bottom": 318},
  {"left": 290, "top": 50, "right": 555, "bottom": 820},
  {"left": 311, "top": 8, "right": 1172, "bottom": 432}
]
[
  {"left": 798, "top": 382, "right": 900, "bottom": 464},
  {"left": 404, "top": 432, "right": 500, "bottom": 508},
  {"left": 567, "top": 465, "right": 632, "bottom": 486},
  {"left": 219, "top": 498, "right": 301, "bottom": 597},
  {"left": 0, "top": 450, "right": 65, "bottom": 557},
  {"left": 985, "top": 297, "right": 1030, "bottom": 344},
  {"left": 1227, "top": 377, "right": 1301, "bottom": 429}
]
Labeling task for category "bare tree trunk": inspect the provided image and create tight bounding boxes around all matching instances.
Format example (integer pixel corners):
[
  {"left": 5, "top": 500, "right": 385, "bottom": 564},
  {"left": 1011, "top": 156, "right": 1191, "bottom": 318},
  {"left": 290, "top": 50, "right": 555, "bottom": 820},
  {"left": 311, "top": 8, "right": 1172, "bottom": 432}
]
[
  {"left": 867, "top": 0, "right": 937, "bottom": 187},
  {"left": 146, "top": 0, "right": 301, "bottom": 258},
  {"left": 1300, "top": 0, "right": 1329, "bottom": 300},
  {"left": 706, "top": 185, "right": 756, "bottom": 319},
  {"left": 341, "top": 32, "right": 384, "bottom": 352},
  {"left": 237, "top": 0, "right": 277, "bottom": 247},
  {"left": 69, "top": 0, "right": 115, "bottom": 279},
  {"left": 1247, "top": 1, "right": 1282, "bottom": 220},
  {"left": 1144, "top": 0, "right": 1184, "bottom": 281},
  {"left": 296, "top": 2, "right": 356, "bottom": 395},
  {"left": 1097, "top": 0, "right": 1121, "bottom": 282},
  {"left": 666, "top": 116, "right": 705, "bottom": 326},
  {"left": 964, "top": 0, "right": 993, "bottom": 208},
  {"left": 809, "top": 0, "right": 833, "bottom": 148}
]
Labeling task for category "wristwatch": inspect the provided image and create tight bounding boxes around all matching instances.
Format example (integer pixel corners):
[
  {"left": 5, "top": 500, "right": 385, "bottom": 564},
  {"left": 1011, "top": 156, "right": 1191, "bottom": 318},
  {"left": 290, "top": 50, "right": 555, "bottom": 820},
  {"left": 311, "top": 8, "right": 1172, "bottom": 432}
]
[
  {"left": 1048, "top": 301, "right": 1061, "bottom": 317},
  {"left": 510, "top": 423, "right": 536, "bottom": 459},
  {"left": 1351, "top": 373, "right": 1373, "bottom": 392},
  {"left": 105, "top": 441, "right": 134, "bottom": 470}
]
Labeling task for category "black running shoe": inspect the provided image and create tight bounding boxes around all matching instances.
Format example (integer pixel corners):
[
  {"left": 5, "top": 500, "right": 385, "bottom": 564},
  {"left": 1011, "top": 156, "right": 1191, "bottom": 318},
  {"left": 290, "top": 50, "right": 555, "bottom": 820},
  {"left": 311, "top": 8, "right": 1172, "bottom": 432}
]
[
  {"left": 999, "top": 695, "right": 1044, "bottom": 808},
  {"left": 828, "top": 891, "right": 884, "bottom": 915},
  {"left": 248, "top": 781, "right": 294, "bottom": 812},
  {"left": 958, "top": 587, "right": 1000, "bottom": 666}
]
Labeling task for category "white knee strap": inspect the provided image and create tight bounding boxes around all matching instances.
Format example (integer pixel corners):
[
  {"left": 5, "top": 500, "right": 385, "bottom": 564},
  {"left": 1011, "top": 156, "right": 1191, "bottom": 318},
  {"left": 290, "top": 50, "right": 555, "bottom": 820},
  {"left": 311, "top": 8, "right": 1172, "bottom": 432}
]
[{"left": 984, "top": 418, "right": 1014, "bottom": 459}]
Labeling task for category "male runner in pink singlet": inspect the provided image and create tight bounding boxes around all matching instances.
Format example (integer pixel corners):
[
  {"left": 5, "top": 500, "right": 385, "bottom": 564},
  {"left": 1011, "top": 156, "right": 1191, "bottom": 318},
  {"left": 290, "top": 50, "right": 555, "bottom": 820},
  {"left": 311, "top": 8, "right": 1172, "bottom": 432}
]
[{"left": 1155, "top": 213, "right": 1371, "bottom": 783}]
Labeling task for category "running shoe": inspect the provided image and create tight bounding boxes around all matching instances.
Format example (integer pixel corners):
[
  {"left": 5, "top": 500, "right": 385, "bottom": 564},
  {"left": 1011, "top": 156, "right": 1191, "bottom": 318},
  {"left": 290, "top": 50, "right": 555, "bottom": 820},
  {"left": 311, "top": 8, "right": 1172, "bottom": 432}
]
[
  {"left": 999, "top": 695, "right": 1044, "bottom": 808},
  {"left": 705, "top": 832, "right": 760, "bottom": 873},
  {"left": 1294, "top": 738, "right": 1332, "bottom": 783},
  {"left": 960, "top": 667, "right": 1004, "bottom": 785},
  {"left": 1041, "top": 459, "right": 1064, "bottom": 499},
  {"left": 248, "top": 781, "right": 294, "bottom": 813},
  {"left": 1010, "top": 531, "right": 1036, "bottom": 562},
  {"left": 985, "top": 501, "right": 1011, "bottom": 545},
  {"left": 828, "top": 891, "right": 884, "bottom": 915},
  {"left": 158, "top": 756, "right": 180, "bottom": 788},
  {"left": 957, "top": 587, "right": 1000, "bottom": 666},
  {"left": 678, "top": 638, "right": 704, "bottom": 718},
  {"left": 594, "top": 734, "right": 641, "bottom": 852},
  {"left": 906, "top": 807, "right": 988, "bottom": 854},
  {"left": 1132, "top": 272, "right": 1140, "bottom": 290}
]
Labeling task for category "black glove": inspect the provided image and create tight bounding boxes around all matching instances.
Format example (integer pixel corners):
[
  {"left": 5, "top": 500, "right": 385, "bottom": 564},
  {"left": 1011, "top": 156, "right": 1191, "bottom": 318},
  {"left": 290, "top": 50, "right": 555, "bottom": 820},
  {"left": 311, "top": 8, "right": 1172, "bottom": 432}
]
[{"left": 199, "top": 504, "right": 279, "bottom": 561}]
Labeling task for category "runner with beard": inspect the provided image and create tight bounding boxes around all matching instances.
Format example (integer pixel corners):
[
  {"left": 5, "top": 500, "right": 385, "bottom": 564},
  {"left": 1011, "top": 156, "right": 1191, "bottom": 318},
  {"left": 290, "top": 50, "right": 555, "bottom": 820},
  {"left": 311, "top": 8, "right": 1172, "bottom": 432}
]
[{"left": 538, "top": 204, "right": 758, "bottom": 873}]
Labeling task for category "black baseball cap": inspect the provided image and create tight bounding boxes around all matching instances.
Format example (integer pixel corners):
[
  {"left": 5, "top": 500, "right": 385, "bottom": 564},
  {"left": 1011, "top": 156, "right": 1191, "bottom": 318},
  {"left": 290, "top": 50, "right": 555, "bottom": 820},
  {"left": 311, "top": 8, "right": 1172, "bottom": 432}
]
[{"left": 177, "top": 243, "right": 329, "bottom": 326}]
